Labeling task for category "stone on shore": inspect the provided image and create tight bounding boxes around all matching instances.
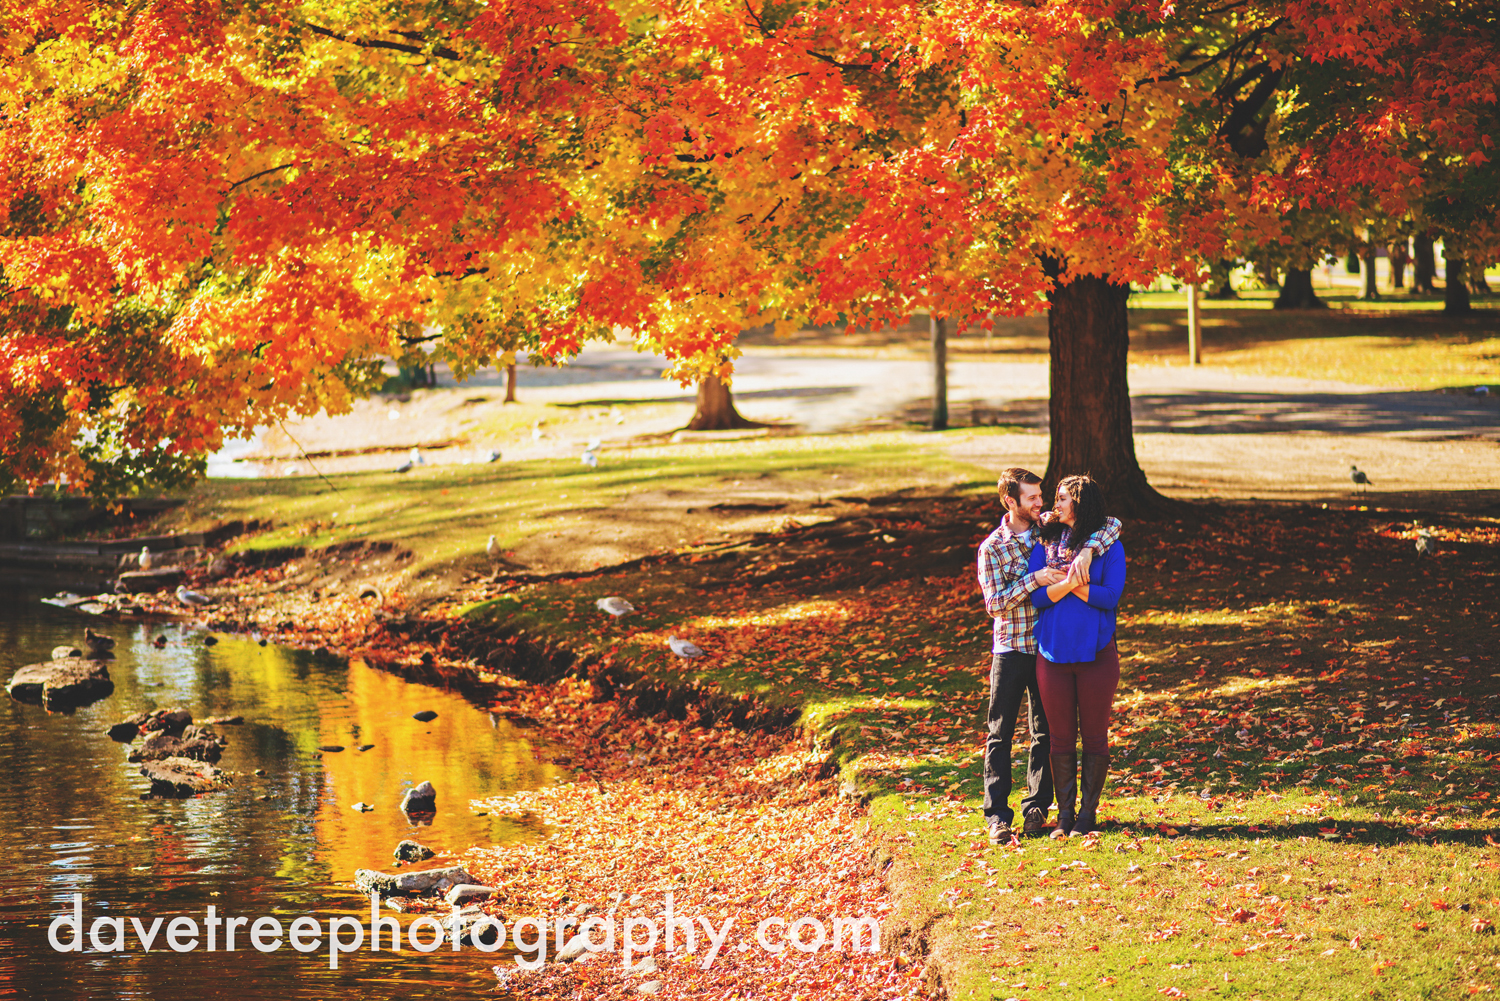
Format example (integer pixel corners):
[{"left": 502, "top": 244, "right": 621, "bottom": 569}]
[
  {"left": 400, "top": 780, "right": 437, "bottom": 814},
  {"left": 445, "top": 883, "right": 496, "bottom": 906},
  {"left": 52, "top": 645, "right": 83, "bottom": 660},
  {"left": 444, "top": 905, "right": 504, "bottom": 947},
  {"left": 353, "top": 864, "right": 478, "bottom": 897},
  {"left": 7, "top": 659, "right": 114, "bottom": 710},
  {"left": 139, "top": 756, "right": 233, "bottom": 797}
]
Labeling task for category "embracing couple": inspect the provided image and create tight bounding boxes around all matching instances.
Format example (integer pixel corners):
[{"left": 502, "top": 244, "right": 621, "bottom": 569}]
[{"left": 977, "top": 468, "right": 1125, "bottom": 843}]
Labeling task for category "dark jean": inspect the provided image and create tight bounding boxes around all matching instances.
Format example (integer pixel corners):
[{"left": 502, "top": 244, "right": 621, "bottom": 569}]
[
  {"left": 1036, "top": 639, "right": 1121, "bottom": 756},
  {"left": 983, "top": 650, "right": 1054, "bottom": 824}
]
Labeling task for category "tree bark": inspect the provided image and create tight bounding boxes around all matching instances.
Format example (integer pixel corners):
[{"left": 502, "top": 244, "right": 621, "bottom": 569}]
[
  {"left": 504, "top": 363, "right": 517, "bottom": 403},
  {"left": 1444, "top": 255, "right": 1471, "bottom": 315},
  {"left": 1360, "top": 245, "right": 1380, "bottom": 300},
  {"left": 1388, "top": 243, "right": 1408, "bottom": 288},
  {"left": 930, "top": 314, "right": 949, "bottom": 430},
  {"left": 1411, "top": 232, "right": 1437, "bottom": 293},
  {"left": 685, "top": 375, "right": 765, "bottom": 430},
  {"left": 1042, "top": 265, "right": 1173, "bottom": 517},
  {"left": 1273, "top": 268, "right": 1326, "bottom": 309}
]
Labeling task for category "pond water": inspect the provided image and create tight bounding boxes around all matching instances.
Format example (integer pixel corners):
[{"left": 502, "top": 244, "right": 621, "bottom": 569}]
[{"left": 0, "top": 587, "right": 557, "bottom": 999}]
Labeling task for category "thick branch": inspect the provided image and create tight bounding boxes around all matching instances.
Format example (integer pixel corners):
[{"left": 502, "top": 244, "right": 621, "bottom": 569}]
[{"left": 305, "top": 23, "right": 462, "bottom": 61}]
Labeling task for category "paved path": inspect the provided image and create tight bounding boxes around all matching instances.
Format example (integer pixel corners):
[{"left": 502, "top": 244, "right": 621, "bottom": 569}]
[{"left": 218, "top": 347, "right": 1500, "bottom": 506}]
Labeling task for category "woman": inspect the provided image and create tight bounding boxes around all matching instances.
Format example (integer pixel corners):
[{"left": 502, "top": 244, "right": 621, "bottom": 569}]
[{"left": 1027, "top": 475, "right": 1125, "bottom": 838}]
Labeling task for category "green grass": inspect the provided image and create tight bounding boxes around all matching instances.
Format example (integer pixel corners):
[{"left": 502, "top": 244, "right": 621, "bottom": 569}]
[
  {"left": 158, "top": 431, "right": 987, "bottom": 576},
  {"left": 445, "top": 500, "right": 1500, "bottom": 999}
]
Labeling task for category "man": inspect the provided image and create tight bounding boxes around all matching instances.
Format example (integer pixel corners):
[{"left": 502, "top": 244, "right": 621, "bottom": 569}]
[{"left": 977, "top": 468, "right": 1121, "bottom": 843}]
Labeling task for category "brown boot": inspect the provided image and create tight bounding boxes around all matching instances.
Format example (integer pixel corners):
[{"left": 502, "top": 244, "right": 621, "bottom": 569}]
[
  {"left": 1048, "top": 753, "right": 1076, "bottom": 839},
  {"left": 1070, "top": 752, "right": 1110, "bottom": 837}
]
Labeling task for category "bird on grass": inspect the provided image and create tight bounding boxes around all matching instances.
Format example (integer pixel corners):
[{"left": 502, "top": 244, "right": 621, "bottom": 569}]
[
  {"left": 597, "top": 597, "right": 635, "bottom": 617},
  {"left": 138, "top": 546, "right": 153, "bottom": 571},
  {"left": 410, "top": 446, "right": 424, "bottom": 466},
  {"left": 582, "top": 449, "right": 598, "bottom": 469},
  {"left": 486, "top": 449, "right": 502, "bottom": 463},
  {"left": 175, "top": 585, "right": 214, "bottom": 608},
  {"left": 668, "top": 636, "right": 704, "bottom": 660},
  {"left": 1415, "top": 529, "right": 1433, "bottom": 558},
  {"left": 486, "top": 535, "right": 500, "bottom": 561},
  {"left": 394, "top": 459, "right": 414, "bottom": 473},
  {"left": 1350, "top": 465, "right": 1372, "bottom": 492}
]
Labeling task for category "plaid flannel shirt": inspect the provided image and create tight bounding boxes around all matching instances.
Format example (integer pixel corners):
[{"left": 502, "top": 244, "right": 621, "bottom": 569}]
[{"left": 977, "top": 516, "right": 1122, "bottom": 654}]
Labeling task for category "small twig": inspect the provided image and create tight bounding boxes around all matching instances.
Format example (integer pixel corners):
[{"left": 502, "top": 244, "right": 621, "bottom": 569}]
[{"left": 275, "top": 420, "right": 344, "bottom": 498}]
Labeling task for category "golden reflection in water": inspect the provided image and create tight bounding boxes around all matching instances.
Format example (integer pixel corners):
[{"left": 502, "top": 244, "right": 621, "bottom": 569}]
[{"left": 311, "top": 658, "right": 558, "bottom": 884}]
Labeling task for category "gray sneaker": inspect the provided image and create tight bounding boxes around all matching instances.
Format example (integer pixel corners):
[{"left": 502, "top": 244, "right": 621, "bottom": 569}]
[{"left": 986, "top": 816, "right": 1012, "bottom": 844}]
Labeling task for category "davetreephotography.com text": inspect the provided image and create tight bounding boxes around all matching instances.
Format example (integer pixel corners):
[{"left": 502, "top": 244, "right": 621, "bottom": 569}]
[{"left": 47, "top": 892, "right": 881, "bottom": 970}]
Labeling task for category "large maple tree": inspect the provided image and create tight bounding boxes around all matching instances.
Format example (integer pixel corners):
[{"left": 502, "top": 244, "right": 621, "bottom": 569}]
[{"left": 2, "top": 1, "right": 1495, "bottom": 509}]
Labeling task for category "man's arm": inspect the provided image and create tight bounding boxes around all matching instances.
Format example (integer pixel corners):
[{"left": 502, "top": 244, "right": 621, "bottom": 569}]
[
  {"left": 1070, "top": 516, "right": 1123, "bottom": 583},
  {"left": 980, "top": 536, "right": 1061, "bottom": 616}
]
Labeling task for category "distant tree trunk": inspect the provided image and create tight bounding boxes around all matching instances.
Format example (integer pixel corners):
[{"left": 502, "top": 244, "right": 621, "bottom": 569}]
[
  {"left": 1205, "top": 259, "right": 1239, "bottom": 299},
  {"left": 930, "top": 314, "right": 949, "bottom": 430},
  {"left": 1468, "top": 264, "right": 1492, "bottom": 295},
  {"left": 1253, "top": 260, "right": 1281, "bottom": 290},
  {"left": 686, "top": 375, "right": 764, "bottom": 431},
  {"left": 1360, "top": 245, "right": 1380, "bottom": 300},
  {"left": 1444, "top": 254, "right": 1471, "bottom": 315},
  {"left": 504, "top": 363, "right": 517, "bottom": 403},
  {"left": 1042, "top": 261, "right": 1173, "bottom": 517},
  {"left": 1274, "top": 268, "right": 1326, "bottom": 309},
  {"left": 1389, "top": 243, "right": 1409, "bottom": 288},
  {"left": 1411, "top": 232, "right": 1437, "bottom": 293}
]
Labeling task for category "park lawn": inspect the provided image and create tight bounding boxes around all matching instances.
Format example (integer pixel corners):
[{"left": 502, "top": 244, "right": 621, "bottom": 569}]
[
  {"left": 155, "top": 430, "right": 992, "bottom": 577},
  {"left": 448, "top": 499, "right": 1500, "bottom": 1000}
]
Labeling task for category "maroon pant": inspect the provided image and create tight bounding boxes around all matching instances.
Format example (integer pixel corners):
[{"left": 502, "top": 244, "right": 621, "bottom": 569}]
[{"left": 1035, "top": 640, "right": 1120, "bottom": 755}]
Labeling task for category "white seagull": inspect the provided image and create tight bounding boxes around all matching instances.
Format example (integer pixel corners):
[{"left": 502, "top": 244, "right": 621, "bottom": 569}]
[
  {"left": 668, "top": 636, "right": 704, "bottom": 660},
  {"left": 410, "top": 446, "right": 425, "bottom": 466},
  {"left": 139, "top": 546, "right": 153, "bottom": 571},
  {"left": 596, "top": 597, "right": 636, "bottom": 617},
  {"left": 175, "top": 585, "right": 214, "bottom": 608},
  {"left": 1350, "top": 465, "right": 1371, "bottom": 491},
  {"left": 1415, "top": 529, "right": 1433, "bottom": 558},
  {"left": 486, "top": 534, "right": 500, "bottom": 560}
]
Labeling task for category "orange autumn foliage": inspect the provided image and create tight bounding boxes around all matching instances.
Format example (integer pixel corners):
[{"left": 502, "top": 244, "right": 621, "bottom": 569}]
[{"left": 2, "top": 0, "right": 1495, "bottom": 492}]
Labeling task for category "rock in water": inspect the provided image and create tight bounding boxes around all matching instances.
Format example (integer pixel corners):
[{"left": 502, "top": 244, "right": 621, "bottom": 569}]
[
  {"left": 127, "top": 729, "right": 225, "bottom": 764},
  {"left": 139, "top": 757, "right": 233, "bottom": 797},
  {"left": 401, "top": 781, "right": 437, "bottom": 813},
  {"left": 394, "top": 840, "right": 436, "bottom": 863},
  {"left": 106, "top": 721, "right": 140, "bottom": 742},
  {"left": 51, "top": 646, "right": 83, "bottom": 661},
  {"left": 7, "top": 659, "right": 114, "bottom": 710},
  {"left": 412, "top": 710, "right": 438, "bottom": 722}
]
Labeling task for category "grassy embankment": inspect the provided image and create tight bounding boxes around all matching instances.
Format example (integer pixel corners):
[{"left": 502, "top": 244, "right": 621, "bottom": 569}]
[{"left": 151, "top": 303, "right": 1500, "bottom": 999}]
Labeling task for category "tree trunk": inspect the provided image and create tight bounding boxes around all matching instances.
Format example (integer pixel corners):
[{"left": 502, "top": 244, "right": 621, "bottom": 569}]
[
  {"left": 1274, "top": 268, "right": 1326, "bottom": 309},
  {"left": 685, "top": 375, "right": 764, "bottom": 430},
  {"left": 1444, "top": 255, "right": 1471, "bottom": 315},
  {"left": 1467, "top": 265, "right": 1492, "bottom": 295},
  {"left": 1360, "top": 246, "right": 1380, "bottom": 300},
  {"left": 504, "top": 363, "right": 517, "bottom": 403},
  {"left": 1344, "top": 250, "right": 1361, "bottom": 275},
  {"left": 1042, "top": 266, "right": 1173, "bottom": 517},
  {"left": 1389, "top": 243, "right": 1408, "bottom": 288},
  {"left": 1412, "top": 232, "right": 1437, "bottom": 293},
  {"left": 930, "top": 314, "right": 949, "bottom": 430}
]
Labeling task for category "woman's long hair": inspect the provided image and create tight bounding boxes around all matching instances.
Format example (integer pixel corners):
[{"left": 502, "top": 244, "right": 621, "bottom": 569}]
[{"left": 1038, "top": 475, "right": 1107, "bottom": 552}]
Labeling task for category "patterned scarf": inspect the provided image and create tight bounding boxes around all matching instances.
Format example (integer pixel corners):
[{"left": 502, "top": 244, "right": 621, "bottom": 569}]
[{"left": 1042, "top": 527, "right": 1079, "bottom": 571}]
